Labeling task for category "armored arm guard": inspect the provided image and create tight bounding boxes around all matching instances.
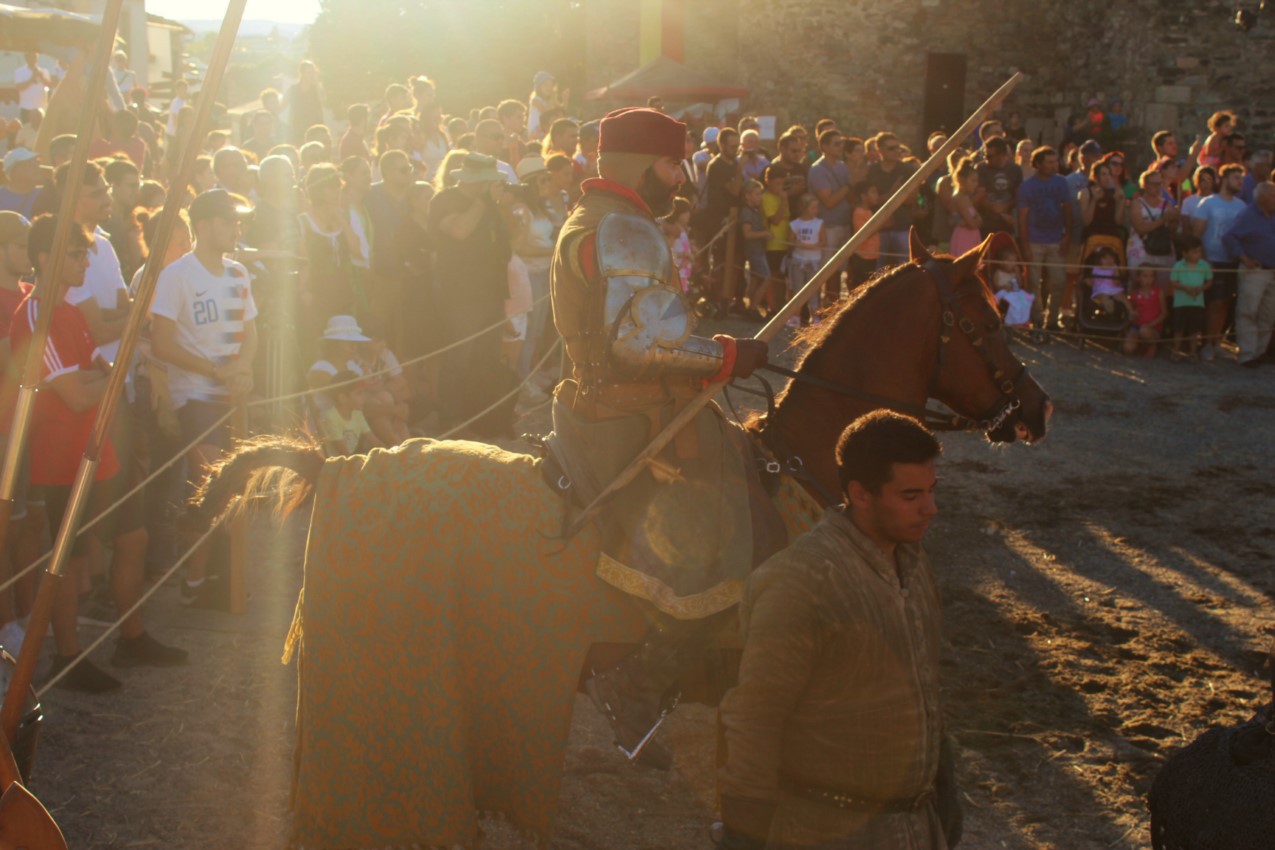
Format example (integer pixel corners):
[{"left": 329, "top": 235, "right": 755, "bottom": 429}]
[{"left": 596, "top": 212, "right": 725, "bottom": 380}]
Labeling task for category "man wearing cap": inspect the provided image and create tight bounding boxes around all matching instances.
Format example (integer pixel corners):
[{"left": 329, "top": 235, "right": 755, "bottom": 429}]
[
  {"left": 12, "top": 215, "right": 188, "bottom": 688},
  {"left": 149, "top": 189, "right": 258, "bottom": 603},
  {"left": 429, "top": 153, "right": 514, "bottom": 433},
  {"left": 0, "top": 149, "right": 42, "bottom": 219},
  {"left": 548, "top": 106, "right": 777, "bottom": 766}
]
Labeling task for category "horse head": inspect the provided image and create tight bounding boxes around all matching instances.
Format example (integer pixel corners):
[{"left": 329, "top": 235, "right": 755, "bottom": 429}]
[{"left": 909, "top": 228, "right": 1052, "bottom": 444}]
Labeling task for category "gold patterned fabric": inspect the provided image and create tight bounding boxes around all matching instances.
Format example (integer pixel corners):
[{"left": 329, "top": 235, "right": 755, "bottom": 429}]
[{"left": 285, "top": 437, "right": 823, "bottom": 848}]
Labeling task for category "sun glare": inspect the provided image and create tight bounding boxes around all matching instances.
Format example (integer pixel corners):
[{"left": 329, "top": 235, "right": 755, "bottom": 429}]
[{"left": 147, "top": 0, "right": 321, "bottom": 24}]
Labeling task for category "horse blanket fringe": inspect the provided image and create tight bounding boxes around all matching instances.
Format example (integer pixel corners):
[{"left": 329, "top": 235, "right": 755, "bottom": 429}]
[{"left": 284, "top": 437, "right": 821, "bottom": 849}]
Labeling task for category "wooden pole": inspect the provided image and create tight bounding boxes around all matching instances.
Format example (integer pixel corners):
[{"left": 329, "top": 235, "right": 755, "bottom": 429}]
[
  {"left": 228, "top": 402, "right": 248, "bottom": 614},
  {"left": 565, "top": 72, "right": 1025, "bottom": 537},
  {"left": 0, "top": 0, "right": 126, "bottom": 590},
  {"left": 0, "top": 0, "right": 249, "bottom": 746},
  {"left": 721, "top": 207, "right": 739, "bottom": 308}
]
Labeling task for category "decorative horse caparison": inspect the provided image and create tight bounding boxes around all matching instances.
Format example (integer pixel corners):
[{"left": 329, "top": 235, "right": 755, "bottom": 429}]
[{"left": 192, "top": 234, "right": 1052, "bottom": 850}]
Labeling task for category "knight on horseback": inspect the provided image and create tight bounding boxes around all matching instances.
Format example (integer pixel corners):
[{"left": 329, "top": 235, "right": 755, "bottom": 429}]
[{"left": 545, "top": 107, "right": 783, "bottom": 766}]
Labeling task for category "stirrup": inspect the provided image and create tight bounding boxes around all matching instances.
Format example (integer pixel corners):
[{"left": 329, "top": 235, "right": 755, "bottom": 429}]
[{"left": 584, "top": 668, "right": 677, "bottom": 771}]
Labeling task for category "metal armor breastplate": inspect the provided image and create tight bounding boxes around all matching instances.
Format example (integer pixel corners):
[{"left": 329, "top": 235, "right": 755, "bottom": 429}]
[{"left": 595, "top": 212, "right": 723, "bottom": 381}]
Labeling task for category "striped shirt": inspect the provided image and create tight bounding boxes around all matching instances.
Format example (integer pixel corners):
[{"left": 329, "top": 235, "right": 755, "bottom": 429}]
[
  {"left": 9, "top": 292, "right": 119, "bottom": 485},
  {"left": 148, "top": 252, "right": 258, "bottom": 408}
]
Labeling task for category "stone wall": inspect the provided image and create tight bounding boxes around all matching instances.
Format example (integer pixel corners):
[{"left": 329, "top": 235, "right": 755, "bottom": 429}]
[{"left": 585, "top": 0, "right": 1275, "bottom": 170}]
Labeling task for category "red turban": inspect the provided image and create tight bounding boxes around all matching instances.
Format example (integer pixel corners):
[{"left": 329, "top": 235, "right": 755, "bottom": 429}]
[{"left": 598, "top": 107, "right": 686, "bottom": 161}]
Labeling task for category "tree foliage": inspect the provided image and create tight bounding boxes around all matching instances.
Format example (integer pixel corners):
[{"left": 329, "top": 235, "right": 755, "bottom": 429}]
[{"left": 309, "top": 0, "right": 586, "bottom": 113}]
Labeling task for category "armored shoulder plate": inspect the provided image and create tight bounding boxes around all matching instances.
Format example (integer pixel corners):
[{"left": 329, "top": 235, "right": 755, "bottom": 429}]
[
  {"left": 594, "top": 212, "right": 724, "bottom": 380},
  {"left": 596, "top": 211, "right": 674, "bottom": 284}
]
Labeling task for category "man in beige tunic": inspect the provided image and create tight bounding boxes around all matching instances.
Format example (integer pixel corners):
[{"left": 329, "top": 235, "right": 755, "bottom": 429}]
[{"left": 718, "top": 411, "right": 960, "bottom": 850}]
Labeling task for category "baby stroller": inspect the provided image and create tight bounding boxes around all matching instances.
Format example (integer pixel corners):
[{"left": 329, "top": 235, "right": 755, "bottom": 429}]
[{"left": 1074, "top": 234, "right": 1130, "bottom": 348}]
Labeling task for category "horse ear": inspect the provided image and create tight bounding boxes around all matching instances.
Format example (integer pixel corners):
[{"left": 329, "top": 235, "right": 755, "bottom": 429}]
[
  {"left": 908, "top": 227, "right": 931, "bottom": 264},
  {"left": 952, "top": 233, "right": 997, "bottom": 282}
]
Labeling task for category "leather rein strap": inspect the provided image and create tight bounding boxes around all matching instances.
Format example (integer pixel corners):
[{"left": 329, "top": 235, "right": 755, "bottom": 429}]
[
  {"left": 754, "top": 258, "right": 1028, "bottom": 434},
  {"left": 744, "top": 258, "right": 1031, "bottom": 503}
]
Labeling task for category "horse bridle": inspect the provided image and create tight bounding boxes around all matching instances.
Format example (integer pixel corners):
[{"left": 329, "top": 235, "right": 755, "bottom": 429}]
[
  {"left": 924, "top": 257, "right": 1029, "bottom": 434},
  {"left": 745, "top": 257, "right": 1032, "bottom": 502}
]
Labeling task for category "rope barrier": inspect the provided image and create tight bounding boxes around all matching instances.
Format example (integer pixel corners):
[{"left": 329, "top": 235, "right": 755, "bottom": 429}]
[
  {"left": 434, "top": 339, "right": 562, "bottom": 441},
  {"left": 1011, "top": 325, "right": 1238, "bottom": 345},
  {"left": 35, "top": 515, "right": 225, "bottom": 697},
  {"left": 245, "top": 293, "right": 553, "bottom": 407},
  {"left": 0, "top": 212, "right": 1238, "bottom": 657},
  {"left": 26, "top": 341, "right": 565, "bottom": 694},
  {"left": 722, "top": 241, "right": 1204, "bottom": 274},
  {"left": 0, "top": 409, "right": 234, "bottom": 596},
  {"left": 692, "top": 218, "right": 735, "bottom": 259}
]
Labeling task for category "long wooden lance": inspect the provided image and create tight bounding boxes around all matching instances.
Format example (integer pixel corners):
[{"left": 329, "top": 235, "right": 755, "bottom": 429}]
[
  {"left": 565, "top": 71, "right": 1024, "bottom": 538},
  {"left": 0, "top": 0, "right": 126, "bottom": 587},
  {"left": 0, "top": 0, "right": 249, "bottom": 746}
]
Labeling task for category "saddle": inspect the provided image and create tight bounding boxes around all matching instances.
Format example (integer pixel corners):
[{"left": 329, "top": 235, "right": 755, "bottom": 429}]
[{"left": 539, "top": 382, "right": 788, "bottom": 619}]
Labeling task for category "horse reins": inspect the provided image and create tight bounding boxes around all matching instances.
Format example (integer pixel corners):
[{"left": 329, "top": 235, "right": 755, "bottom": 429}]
[
  {"left": 744, "top": 257, "right": 1031, "bottom": 501},
  {"left": 924, "top": 257, "right": 1030, "bottom": 433}
]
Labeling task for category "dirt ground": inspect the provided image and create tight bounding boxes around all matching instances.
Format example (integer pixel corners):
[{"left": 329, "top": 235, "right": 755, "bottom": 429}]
[{"left": 27, "top": 322, "right": 1275, "bottom": 850}]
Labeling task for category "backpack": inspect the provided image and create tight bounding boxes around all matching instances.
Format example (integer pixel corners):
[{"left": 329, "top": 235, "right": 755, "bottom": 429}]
[{"left": 1141, "top": 200, "right": 1174, "bottom": 256}]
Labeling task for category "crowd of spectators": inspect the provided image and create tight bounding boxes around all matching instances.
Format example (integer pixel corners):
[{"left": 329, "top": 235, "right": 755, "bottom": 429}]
[{"left": 0, "top": 52, "right": 1274, "bottom": 694}]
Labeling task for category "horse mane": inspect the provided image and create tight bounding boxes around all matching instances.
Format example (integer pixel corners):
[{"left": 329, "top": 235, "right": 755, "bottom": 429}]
[
  {"left": 790, "top": 260, "right": 913, "bottom": 353},
  {"left": 184, "top": 433, "right": 326, "bottom": 533},
  {"left": 745, "top": 249, "right": 998, "bottom": 431}
]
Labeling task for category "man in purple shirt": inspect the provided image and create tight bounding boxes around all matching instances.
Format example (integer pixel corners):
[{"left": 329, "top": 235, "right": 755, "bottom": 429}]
[
  {"left": 1017, "top": 146, "right": 1073, "bottom": 331},
  {"left": 1222, "top": 182, "right": 1275, "bottom": 367}
]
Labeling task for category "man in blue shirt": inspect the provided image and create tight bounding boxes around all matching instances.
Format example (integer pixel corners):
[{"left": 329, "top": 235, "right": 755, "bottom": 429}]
[
  {"left": 1222, "top": 182, "right": 1275, "bottom": 367},
  {"left": 1191, "top": 165, "right": 1246, "bottom": 361},
  {"left": 809, "top": 129, "right": 853, "bottom": 302},
  {"left": 1017, "top": 147, "right": 1072, "bottom": 330},
  {"left": 1239, "top": 148, "right": 1270, "bottom": 205}
]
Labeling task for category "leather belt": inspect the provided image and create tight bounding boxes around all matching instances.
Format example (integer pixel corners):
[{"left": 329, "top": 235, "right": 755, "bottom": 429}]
[{"left": 779, "top": 776, "right": 935, "bottom": 814}]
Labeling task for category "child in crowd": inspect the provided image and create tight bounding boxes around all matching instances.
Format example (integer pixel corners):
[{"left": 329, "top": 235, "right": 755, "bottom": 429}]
[
  {"left": 1124, "top": 264, "right": 1167, "bottom": 357},
  {"left": 1085, "top": 246, "right": 1133, "bottom": 317},
  {"left": 357, "top": 316, "right": 412, "bottom": 443},
  {"left": 849, "top": 181, "right": 881, "bottom": 289},
  {"left": 319, "top": 371, "right": 383, "bottom": 456},
  {"left": 787, "top": 193, "right": 825, "bottom": 327},
  {"left": 1169, "top": 237, "right": 1211, "bottom": 361},
  {"left": 761, "top": 166, "right": 790, "bottom": 313},
  {"left": 307, "top": 315, "right": 368, "bottom": 414},
  {"left": 738, "top": 179, "right": 771, "bottom": 320},
  {"left": 662, "top": 197, "right": 694, "bottom": 293},
  {"left": 989, "top": 246, "right": 1035, "bottom": 329}
]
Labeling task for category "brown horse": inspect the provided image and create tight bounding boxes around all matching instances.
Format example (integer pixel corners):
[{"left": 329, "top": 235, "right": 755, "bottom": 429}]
[{"left": 189, "top": 232, "right": 1050, "bottom": 849}]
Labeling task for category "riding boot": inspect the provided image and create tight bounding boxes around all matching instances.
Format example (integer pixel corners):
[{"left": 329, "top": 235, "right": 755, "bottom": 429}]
[{"left": 585, "top": 611, "right": 729, "bottom": 770}]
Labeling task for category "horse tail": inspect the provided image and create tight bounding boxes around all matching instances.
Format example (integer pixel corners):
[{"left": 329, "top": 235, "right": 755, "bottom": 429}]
[{"left": 186, "top": 433, "right": 326, "bottom": 532}]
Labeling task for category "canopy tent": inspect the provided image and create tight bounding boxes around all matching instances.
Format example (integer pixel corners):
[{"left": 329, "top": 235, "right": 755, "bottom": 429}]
[
  {"left": 584, "top": 55, "right": 748, "bottom": 102},
  {"left": 0, "top": 4, "right": 103, "bottom": 52}
]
